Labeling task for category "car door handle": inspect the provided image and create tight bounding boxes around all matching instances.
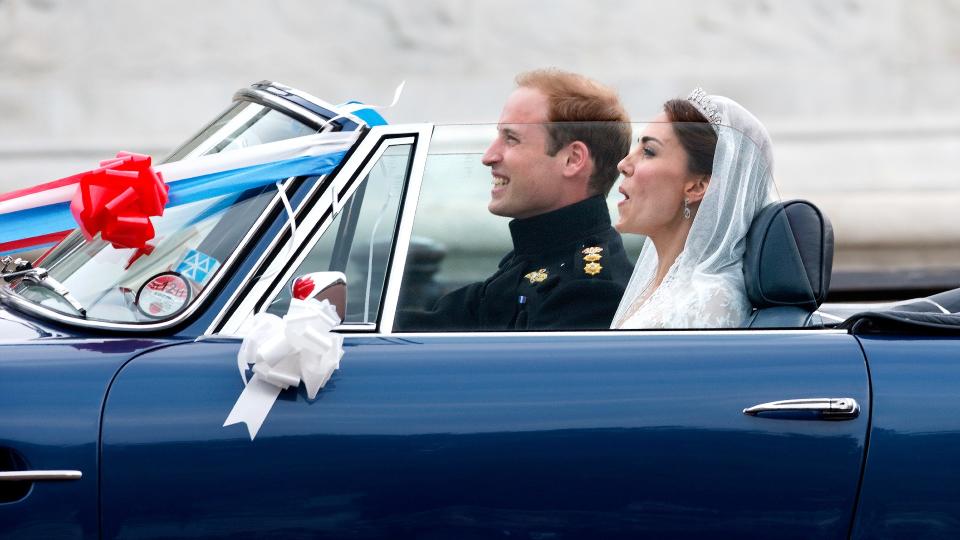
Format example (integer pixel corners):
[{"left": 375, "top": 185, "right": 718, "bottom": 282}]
[
  {"left": 743, "top": 398, "right": 860, "bottom": 420},
  {"left": 0, "top": 470, "right": 82, "bottom": 481}
]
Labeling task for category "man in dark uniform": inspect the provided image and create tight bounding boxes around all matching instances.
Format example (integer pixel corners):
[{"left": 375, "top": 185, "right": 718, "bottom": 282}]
[{"left": 396, "top": 69, "right": 633, "bottom": 331}]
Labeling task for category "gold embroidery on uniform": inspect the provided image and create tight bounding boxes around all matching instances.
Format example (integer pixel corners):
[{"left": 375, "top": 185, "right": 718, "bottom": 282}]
[
  {"left": 582, "top": 246, "right": 603, "bottom": 275},
  {"left": 524, "top": 268, "right": 548, "bottom": 284}
]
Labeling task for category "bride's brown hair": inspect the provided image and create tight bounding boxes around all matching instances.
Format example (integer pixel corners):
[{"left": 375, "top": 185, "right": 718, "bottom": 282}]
[{"left": 663, "top": 99, "right": 718, "bottom": 178}]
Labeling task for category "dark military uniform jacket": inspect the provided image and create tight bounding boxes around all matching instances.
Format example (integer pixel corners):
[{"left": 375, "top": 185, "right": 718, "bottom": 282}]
[{"left": 395, "top": 195, "right": 634, "bottom": 331}]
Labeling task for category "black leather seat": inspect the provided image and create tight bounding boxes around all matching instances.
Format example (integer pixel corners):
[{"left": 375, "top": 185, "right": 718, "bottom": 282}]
[{"left": 742, "top": 200, "right": 834, "bottom": 328}]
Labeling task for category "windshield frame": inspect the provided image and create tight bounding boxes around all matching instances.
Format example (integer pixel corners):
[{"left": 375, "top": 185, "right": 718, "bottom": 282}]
[
  {"left": 0, "top": 82, "right": 371, "bottom": 333},
  {"left": 208, "top": 123, "right": 433, "bottom": 336}
]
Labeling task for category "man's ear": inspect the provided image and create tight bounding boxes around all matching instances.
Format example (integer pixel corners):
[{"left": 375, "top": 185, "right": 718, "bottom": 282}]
[
  {"left": 561, "top": 141, "right": 591, "bottom": 178},
  {"left": 684, "top": 175, "right": 710, "bottom": 204}
]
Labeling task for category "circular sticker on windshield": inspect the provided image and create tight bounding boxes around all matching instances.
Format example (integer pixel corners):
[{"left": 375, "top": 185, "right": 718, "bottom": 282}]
[{"left": 136, "top": 272, "right": 192, "bottom": 319}]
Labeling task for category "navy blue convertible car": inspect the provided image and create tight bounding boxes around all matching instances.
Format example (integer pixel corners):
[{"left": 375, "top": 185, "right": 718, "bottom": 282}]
[{"left": 1, "top": 82, "right": 958, "bottom": 539}]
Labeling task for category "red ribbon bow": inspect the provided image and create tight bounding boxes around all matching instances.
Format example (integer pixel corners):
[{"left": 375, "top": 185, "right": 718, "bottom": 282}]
[{"left": 69, "top": 152, "right": 168, "bottom": 253}]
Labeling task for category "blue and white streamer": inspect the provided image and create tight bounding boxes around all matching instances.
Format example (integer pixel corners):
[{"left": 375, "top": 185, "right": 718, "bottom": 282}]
[{"left": 0, "top": 131, "right": 360, "bottom": 253}]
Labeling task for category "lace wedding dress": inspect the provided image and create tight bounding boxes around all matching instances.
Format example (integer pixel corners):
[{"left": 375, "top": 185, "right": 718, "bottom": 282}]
[
  {"left": 612, "top": 92, "right": 776, "bottom": 330},
  {"left": 615, "top": 255, "right": 753, "bottom": 328}
]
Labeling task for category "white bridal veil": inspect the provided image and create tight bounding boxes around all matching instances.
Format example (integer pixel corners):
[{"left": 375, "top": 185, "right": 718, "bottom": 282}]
[{"left": 612, "top": 92, "right": 777, "bottom": 329}]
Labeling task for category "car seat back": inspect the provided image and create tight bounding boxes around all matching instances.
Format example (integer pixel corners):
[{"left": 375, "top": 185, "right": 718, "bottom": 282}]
[{"left": 743, "top": 200, "right": 834, "bottom": 328}]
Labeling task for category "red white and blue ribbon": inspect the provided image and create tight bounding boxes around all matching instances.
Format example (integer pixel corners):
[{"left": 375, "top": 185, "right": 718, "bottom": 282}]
[{"left": 0, "top": 131, "right": 359, "bottom": 255}]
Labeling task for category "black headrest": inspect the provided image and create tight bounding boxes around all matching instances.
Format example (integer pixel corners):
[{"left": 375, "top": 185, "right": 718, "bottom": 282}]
[{"left": 743, "top": 200, "right": 834, "bottom": 310}]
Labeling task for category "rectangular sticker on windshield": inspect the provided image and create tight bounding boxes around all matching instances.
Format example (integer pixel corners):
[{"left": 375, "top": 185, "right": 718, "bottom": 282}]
[{"left": 175, "top": 249, "right": 221, "bottom": 286}]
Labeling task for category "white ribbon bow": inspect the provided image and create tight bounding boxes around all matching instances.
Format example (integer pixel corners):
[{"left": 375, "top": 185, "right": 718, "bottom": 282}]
[{"left": 223, "top": 298, "right": 344, "bottom": 440}]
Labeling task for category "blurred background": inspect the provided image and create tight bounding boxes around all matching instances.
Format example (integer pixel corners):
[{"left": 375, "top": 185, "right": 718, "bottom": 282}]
[{"left": 1, "top": 0, "right": 958, "bottom": 298}]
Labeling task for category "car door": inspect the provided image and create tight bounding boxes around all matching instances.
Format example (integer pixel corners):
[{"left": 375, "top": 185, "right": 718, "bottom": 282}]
[
  {"left": 100, "top": 333, "right": 869, "bottom": 540},
  {"left": 98, "top": 126, "right": 430, "bottom": 539},
  {"left": 0, "top": 333, "right": 172, "bottom": 540},
  {"left": 850, "top": 334, "right": 960, "bottom": 538},
  {"left": 98, "top": 124, "right": 870, "bottom": 539}
]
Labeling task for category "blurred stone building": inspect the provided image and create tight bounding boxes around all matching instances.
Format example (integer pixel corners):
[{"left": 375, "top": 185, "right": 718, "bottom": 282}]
[{"left": 1, "top": 0, "right": 958, "bottom": 295}]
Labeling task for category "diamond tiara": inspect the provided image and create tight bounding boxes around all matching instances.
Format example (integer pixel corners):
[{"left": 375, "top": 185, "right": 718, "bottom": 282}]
[{"left": 687, "top": 87, "right": 722, "bottom": 126}]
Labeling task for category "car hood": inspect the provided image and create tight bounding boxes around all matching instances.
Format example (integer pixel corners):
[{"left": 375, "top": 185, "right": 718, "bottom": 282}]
[
  {"left": 0, "top": 305, "right": 57, "bottom": 341},
  {"left": 0, "top": 305, "right": 176, "bottom": 359}
]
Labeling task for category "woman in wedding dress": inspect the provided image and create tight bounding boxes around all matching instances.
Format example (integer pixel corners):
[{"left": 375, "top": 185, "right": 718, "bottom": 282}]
[{"left": 611, "top": 89, "right": 775, "bottom": 329}]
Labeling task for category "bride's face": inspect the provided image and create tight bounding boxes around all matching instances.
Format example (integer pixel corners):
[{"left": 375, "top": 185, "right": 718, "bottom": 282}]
[{"left": 615, "top": 114, "right": 701, "bottom": 237}]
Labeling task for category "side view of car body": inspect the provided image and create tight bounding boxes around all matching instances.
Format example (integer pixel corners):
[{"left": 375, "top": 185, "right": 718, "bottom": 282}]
[{"left": 1, "top": 81, "right": 958, "bottom": 539}]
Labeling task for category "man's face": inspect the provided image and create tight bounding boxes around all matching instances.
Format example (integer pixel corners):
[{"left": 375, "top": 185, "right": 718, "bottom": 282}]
[{"left": 482, "top": 87, "right": 567, "bottom": 219}]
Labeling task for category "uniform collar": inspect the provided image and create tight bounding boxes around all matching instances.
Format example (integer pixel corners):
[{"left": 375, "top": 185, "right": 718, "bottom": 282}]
[{"left": 508, "top": 195, "right": 612, "bottom": 256}]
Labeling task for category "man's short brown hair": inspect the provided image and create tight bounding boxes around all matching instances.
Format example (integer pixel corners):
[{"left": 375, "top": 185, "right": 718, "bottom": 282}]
[{"left": 516, "top": 68, "right": 632, "bottom": 196}]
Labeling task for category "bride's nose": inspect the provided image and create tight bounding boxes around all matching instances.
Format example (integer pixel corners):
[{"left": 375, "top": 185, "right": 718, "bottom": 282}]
[{"left": 617, "top": 156, "right": 633, "bottom": 178}]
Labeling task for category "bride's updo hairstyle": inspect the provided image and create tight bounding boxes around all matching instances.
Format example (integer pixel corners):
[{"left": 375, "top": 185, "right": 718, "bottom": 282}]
[{"left": 663, "top": 99, "right": 718, "bottom": 179}]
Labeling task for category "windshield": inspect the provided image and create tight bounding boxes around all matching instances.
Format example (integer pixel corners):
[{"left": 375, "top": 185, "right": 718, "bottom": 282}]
[
  {"left": 5, "top": 98, "right": 322, "bottom": 324},
  {"left": 14, "top": 187, "right": 276, "bottom": 322},
  {"left": 166, "top": 100, "right": 319, "bottom": 162}
]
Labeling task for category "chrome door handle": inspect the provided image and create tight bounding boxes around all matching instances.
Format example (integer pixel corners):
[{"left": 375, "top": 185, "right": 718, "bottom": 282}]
[
  {"left": 743, "top": 398, "right": 860, "bottom": 420},
  {"left": 0, "top": 470, "right": 82, "bottom": 481}
]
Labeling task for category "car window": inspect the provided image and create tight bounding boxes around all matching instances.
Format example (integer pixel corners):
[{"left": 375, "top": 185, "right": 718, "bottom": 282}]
[
  {"left": 396, "top": 122, "right": 822, "bottom": 331},
  {"left": 398, "top": 125, "right": 513, "bottom": 310},
  {"left": 266, "top": 142, "right": 413, "bottom": 323},
  {"left": 395, "top": 123, "right": 643, "bottom": 324}
]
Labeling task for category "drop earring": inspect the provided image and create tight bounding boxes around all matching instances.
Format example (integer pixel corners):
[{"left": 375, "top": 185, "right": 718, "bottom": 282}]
[{"left": 683, "top": 198, "right": 691, "bottom": 220}]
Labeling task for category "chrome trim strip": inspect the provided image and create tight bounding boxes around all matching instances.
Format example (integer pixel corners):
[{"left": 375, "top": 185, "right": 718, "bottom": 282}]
[
  {"left": 0, "top": 470, "right": 82, "bottom": 481},
  {"left": 233, "top": 88, "right": 328, "bottom": 130},
  {"left": 813, "top": 310, "right": 846, "bottom": 323},
  {"left": 209, "top": 327, "right": 848, "bottom": 340},
  {"left": 209, "top": 125, "right": 432, "bottom": 336},
  {"left": 209, "top": 322, "right": 377, "bottom": 339},
  {"left": 376, "top": 328, "right": 850, "bottom": 338},
  {"left": 378, "top": 126, "right": 433, "bottom": 334},
  {"left": 0, "top": 177, "right": 296, "bottom": 333},
  {"left": 182, "top": 102, "right": 267, "bottom": 159},
  {"left": 336, "top": 323, "right": 378, "bottom": 332},
  {"left": 275, "top": 84, "right": 369, "bottom": 128}
]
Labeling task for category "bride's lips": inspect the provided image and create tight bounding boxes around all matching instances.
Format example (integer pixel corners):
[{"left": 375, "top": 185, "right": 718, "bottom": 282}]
[{"left": 617, "top": 186, "right": 630, "bottom": 207}]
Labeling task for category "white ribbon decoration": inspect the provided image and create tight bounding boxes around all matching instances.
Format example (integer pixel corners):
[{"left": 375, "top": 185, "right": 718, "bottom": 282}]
[
  {"left": 323, "top": 80, "right": 406, "bottom": 127},
  {"left": 223, "top": 298, "right": 343, "bottom": 440}
]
